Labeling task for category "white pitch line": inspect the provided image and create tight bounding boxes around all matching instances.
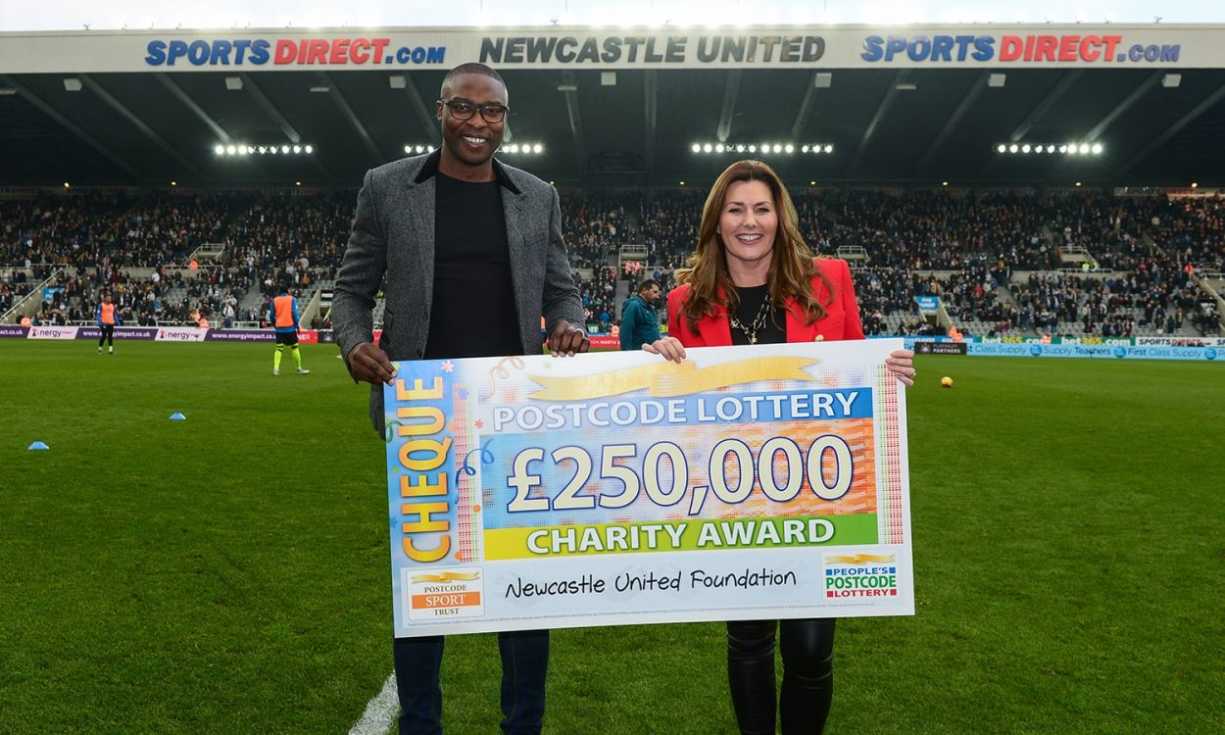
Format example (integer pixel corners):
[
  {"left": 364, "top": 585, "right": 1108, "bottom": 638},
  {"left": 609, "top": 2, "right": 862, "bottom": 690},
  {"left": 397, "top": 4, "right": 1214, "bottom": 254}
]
[{"left": 348, "top": 672, "right": 398, "bottom": 735}]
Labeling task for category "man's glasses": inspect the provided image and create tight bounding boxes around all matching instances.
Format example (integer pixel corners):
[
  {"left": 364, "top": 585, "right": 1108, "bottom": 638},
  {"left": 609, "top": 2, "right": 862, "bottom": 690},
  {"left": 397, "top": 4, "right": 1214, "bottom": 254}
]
[{"left": 438, "top": 98, "right": 509, "bottom": 123}]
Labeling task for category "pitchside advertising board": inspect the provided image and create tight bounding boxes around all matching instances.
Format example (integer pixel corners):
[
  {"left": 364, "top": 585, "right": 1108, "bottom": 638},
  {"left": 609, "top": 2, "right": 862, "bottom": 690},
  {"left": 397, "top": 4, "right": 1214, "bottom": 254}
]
[
  {"left": 913, "top": 341, "right": 968, "bottom": 355},
  {"left": 0, "top": 25, "right": 1220, "bottom": 73},
  {"left": 0, "top": 327, "right": 328, "bottom": 342},
  {"left": 382, "top": 340, "right": 913, "bottom": 637},
  {"left": 896, "top": 337, "right": 1222, "bottom": 361}
]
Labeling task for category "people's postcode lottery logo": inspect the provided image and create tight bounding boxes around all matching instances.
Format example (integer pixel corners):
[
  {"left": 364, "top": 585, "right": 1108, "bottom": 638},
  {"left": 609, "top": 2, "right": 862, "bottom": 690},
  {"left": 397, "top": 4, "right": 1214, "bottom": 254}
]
[{"left": 823, "top": 553, "right": 898, "bottom": 599}]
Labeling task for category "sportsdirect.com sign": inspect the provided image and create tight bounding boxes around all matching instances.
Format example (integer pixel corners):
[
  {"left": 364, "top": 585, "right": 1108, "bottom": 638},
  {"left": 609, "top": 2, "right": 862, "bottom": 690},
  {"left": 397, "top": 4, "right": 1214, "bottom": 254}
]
[
  {"left": 0, "top": 24, "right": 1220, "bottom": 73},
  {"left": 144, "top": 38, "right": 447, "bottom": 67},
  {"left": 860, "top": 33, "right": 1180, "bottom": 64}
]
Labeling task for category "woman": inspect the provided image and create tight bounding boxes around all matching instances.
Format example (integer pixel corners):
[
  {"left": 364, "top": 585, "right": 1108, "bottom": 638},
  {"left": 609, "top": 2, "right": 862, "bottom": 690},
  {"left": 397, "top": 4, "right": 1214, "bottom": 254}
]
[{"left": 645, "top": 160, "right": 915, "bottom": 734}]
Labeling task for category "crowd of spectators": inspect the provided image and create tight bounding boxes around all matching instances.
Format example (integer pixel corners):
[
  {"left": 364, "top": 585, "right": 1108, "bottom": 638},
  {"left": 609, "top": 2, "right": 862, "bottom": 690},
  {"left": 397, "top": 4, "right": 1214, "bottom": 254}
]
[
  {"left": 222, "top": 194, "right": 351, "bottom": 299},
  {"left": 577, "top": 265, "right": 619, "bottom": 332},
  {"left": 1, "top": 269, "right": 31, "bottom": 314},
  {"left": 3, "top": 189, "right": 1222, "bottom": 337},
  {"left": 794, "top": 190, "right": 1058, "bottom": 271},
  {"left": 1008, "top": 258, "right": 1210, "bottom": 337},
  {"left": 637, "top": 190, "right": 705, "bottom": 269},
  {"left": 0, "top": 193, "right": 237, "bottom": 270},
  {"left": 561, "top": 193, "right": 634, "bottom": 269}
]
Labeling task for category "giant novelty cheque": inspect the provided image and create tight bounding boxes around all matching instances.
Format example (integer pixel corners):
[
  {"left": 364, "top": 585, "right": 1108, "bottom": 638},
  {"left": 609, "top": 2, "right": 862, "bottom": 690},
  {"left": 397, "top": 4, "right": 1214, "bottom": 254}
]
[{"left": 383, "top": 339, "right": 913, "bottom": 637}]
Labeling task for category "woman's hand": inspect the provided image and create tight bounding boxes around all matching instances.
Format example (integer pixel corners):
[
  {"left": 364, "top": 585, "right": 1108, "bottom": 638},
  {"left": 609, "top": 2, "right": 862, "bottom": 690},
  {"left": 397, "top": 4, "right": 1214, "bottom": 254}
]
[
  {"left": 886, "top": 349, "right": 916, "bottom": 386},
  {"left": 643, "top": 337, "right": 687, "bottom": 363}
]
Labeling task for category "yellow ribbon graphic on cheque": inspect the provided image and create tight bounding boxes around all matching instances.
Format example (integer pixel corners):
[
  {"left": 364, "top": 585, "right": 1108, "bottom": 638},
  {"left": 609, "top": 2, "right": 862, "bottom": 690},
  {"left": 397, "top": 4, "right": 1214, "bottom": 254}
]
[
  {"left": 826, "top": 554, "right": 895, "bottom": 565},
  {"left": 528, "top": 357, "right": 817, "bottom": 401},
  {"left": 410, "top": 571, "right": 482, "bottom": 583}
]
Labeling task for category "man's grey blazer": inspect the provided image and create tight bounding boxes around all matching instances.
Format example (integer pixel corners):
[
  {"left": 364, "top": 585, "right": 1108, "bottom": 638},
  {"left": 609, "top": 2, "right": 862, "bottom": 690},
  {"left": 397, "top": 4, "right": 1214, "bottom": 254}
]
[{"left": 331, "top": 151, "right": 585, "bottom": 433}]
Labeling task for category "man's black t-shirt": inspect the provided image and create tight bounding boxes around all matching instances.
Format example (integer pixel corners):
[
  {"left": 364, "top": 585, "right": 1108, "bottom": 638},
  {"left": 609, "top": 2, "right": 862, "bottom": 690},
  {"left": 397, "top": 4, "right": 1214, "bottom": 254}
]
[{"left": 424, "top": 172, "right": 523, "bottom": 359}]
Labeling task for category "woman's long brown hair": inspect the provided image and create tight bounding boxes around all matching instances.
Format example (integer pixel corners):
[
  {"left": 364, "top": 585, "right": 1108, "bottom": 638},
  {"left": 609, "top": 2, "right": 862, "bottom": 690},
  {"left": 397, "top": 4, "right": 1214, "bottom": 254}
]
[{"left": 676, "top": 160, "right": 834, "bottom": 331}]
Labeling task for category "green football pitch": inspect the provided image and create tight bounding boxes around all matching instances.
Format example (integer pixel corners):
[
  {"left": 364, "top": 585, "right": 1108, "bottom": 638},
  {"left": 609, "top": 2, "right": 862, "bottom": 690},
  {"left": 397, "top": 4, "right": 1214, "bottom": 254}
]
[{"left": 2, "top": 342, "right": 1223, "bottom": 734}]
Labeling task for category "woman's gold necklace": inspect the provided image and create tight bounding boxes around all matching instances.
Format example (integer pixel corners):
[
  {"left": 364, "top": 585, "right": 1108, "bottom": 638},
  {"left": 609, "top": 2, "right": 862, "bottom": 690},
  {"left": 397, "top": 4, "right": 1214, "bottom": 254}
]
[{"left": 730, "top": 296, "right": 773, "bottom": 344}]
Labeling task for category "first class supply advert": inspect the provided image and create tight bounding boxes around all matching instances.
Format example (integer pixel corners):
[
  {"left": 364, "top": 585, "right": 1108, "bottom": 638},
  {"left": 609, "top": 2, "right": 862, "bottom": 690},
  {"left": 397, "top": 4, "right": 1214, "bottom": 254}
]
[{"left": 383, "top": 339, "right": 913, "bottom": 637}]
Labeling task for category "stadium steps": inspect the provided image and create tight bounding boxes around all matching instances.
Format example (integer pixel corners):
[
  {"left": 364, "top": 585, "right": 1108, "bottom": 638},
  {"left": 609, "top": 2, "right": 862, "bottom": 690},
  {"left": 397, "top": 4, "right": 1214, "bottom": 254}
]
[
  {"left": 993, "top": 282, "right": 1020, "bottom": 310},
  {"left": 1142, "top": 232, "right": 1225, "bottom": 335},
  {"left": 2, "top": 271, "right": 59, "bottom": 323},
  {"left": 239, "top": 284, "right": 266, "bottom": 320},
  {"left": 612, "top": 278, "right": 632, "bottom": 325},
  {"left": 1190, "top": 272, "right": 1225, "bottom": 332}
]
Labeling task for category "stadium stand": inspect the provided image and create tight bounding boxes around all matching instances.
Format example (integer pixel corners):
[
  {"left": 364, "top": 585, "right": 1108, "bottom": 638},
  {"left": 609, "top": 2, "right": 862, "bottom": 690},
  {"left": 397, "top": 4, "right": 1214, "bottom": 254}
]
[{"left": 2, "top": 189, "right": 1223, "bottom": 337}]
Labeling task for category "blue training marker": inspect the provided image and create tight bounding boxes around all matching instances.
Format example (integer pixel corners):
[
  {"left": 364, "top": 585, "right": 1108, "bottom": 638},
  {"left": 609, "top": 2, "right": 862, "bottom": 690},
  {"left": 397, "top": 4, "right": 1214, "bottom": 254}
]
[
  {"left": 27, "top": 441, "right": 49, "bottom": 451},
  {"left": 169, "top": 412, "right": 187, "bottom": 421}
]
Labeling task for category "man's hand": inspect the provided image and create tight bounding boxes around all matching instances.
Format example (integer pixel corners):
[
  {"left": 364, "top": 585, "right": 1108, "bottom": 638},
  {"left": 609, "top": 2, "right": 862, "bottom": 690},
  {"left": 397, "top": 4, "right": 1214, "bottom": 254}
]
[
  {"left": 547, "top": 320, "right": 589, "bottom": 357},
  {"left": 346, "top": 342, "right": 397, "bottom": 384}
]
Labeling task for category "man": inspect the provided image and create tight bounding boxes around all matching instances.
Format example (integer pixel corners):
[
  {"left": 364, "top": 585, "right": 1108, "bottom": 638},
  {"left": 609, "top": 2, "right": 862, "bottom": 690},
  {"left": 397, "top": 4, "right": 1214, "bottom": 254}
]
[
  {"left": 269, "top": 285, "right": 309, "bottom": 376},
  {"left": 331, "top": 62, "right": 587, "bottom": 735},
  {"left": 96, "top": 292, "right": 120, "bottom": 354},
  {"left": 619, "top": 279, "right": 661, "bottom": 350}
]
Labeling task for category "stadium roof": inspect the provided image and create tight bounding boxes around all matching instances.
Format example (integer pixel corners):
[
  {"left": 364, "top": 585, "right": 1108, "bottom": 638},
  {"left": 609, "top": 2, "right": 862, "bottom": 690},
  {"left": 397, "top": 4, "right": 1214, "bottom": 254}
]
[
  {"left": 6, "top": 0, "right": 1225, "bottom": 32},
  {"left": 2, "top": 24, "right": 1224, "bottom": 189}
]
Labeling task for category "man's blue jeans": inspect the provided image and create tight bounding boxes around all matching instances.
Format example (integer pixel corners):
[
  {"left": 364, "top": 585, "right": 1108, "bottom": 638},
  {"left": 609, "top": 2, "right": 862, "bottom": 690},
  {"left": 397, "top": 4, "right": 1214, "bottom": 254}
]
[{"left": 393, "top": 630, "right": 549, "bottom": 735}]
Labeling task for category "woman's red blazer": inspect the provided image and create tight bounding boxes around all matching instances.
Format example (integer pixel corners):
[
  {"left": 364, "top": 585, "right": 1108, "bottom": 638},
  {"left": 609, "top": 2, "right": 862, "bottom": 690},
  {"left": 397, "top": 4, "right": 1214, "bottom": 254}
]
[{"left": 665, "top": 257, "right": 865, "bottom": 348}]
